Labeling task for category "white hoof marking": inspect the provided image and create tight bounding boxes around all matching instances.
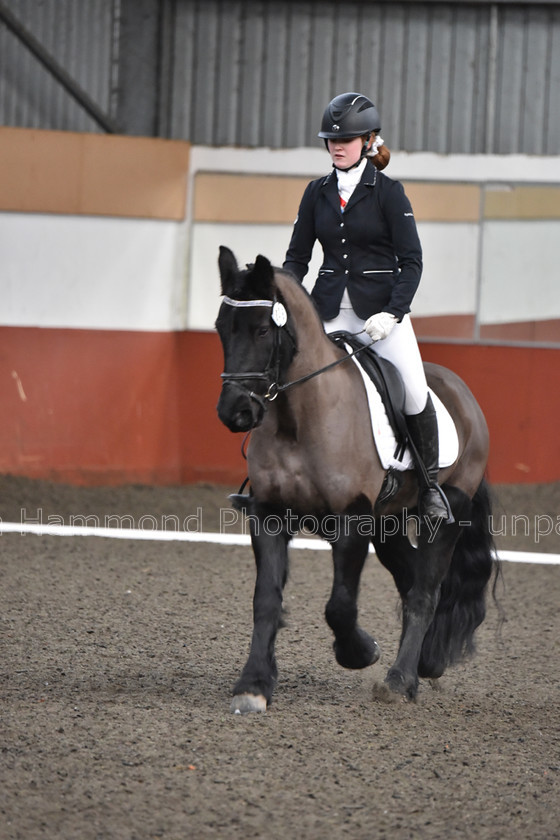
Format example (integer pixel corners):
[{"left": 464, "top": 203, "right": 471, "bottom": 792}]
[{"left": 230, "top": 693, "right": 267, "bottom": 714}]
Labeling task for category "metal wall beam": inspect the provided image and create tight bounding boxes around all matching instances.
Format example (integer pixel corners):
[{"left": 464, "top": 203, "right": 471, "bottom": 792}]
[{"left": 116, "top": 0, "right": 165, "bottom": 136}]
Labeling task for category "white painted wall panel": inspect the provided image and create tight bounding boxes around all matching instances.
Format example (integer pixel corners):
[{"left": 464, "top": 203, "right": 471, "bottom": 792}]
[
  {"left": 187, "top": 220, "right": 478, "bottom": 330},
  {"left": 190, "top": 146, "right": 560, "bottom": 185},
  {"left": 187, "top": 223, "right": 323, "bottom": 330},
  {"left": 414, "top": 223, "right": 479, "bottom": 316},
  {"left": 2, "top": 148, "right": 559, "bottom": 338},
  {"left": 479, "top": 220, "right": 560, "bottom": 324},
  {"left": 0, "top": 213, "right": 188, "bottom": 330}
]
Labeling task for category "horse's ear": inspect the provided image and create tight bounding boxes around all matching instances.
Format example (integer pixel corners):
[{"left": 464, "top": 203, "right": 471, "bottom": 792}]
[
  {"left": 218, "top": 246, "right": 239, "bottom": 295},
  {"left": 247, "top": 254, "right": 275, "bottom": 298}
]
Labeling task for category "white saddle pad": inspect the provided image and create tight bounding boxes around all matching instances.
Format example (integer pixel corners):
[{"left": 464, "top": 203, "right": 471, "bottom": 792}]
[{"left": 352, "top": 357, "right": 459, "bottom": 472}]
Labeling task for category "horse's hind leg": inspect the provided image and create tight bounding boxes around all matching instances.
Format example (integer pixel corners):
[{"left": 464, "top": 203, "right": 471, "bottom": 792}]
[
  {"left": 418, "top": 481, "right": 496, "bottom": 679},
  {"left": 231, "top": 513, "right": 290, "bottom": 714},
  {"left": 324, "top": 504, "right": 380, "bottom": 670},
  {"left": 373, "top": 515, "right": 463, "bottom": 700}
]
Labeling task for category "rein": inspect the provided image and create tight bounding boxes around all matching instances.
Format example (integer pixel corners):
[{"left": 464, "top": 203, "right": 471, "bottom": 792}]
[
  {"left": 263, "top": 335, "right": 374, "bottom": 401},
  {"left": 220, "top": 295, "right": 375, "bottom": 404}
]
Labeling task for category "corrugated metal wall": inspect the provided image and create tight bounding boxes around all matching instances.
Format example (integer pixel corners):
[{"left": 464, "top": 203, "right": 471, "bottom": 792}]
[
  {"left": 0, "top": 0, "right": 119, "bottom": 133},
  {"left": 169, "top": 0, "right": 560, "bottom": 154},
  {"left": 1, "top": 0, "right": 559, "bottom": 154}
]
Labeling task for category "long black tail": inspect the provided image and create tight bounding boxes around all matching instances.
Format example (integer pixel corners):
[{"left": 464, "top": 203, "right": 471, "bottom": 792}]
[{"left": 418, "top": 478, "right": 498, "bottom": 678}]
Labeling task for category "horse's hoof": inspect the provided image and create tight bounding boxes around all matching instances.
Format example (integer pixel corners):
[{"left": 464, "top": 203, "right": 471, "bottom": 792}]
[
  {"left": 334, "top": 632, "right": 380, "bottom": 669},
  {"left": 384, "top": 669, "right": 418, "bottom": 701},
  {"left": 368, "top": 638, "right": 381, "bottom": 666},
  {"left": 371, "top": 681, "right": 403, "bottom": 704},
  {"left": 230, "top": 693, "right": 267, "bottom": 714}
]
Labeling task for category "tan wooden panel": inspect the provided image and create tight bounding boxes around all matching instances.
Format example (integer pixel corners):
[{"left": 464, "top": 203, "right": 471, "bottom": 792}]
[
  {"left": 484, "top": 186, "right": 560, "bottom": 219},
  {"left": 193, "top": 173, "right": 309, "bottom": 223},
  {"left": 0, "top": 128, "right": 190, "bottom": 219},
  {"left": 194, "top": 172, "right": 481, "bottom": 223},
  {"left": 403, "top": 182, "right": 481, "bottom": 222}
]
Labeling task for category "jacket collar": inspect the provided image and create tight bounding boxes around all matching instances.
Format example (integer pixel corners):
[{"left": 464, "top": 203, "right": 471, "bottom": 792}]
[{"left": 321, "top": 159, "right": 378, "bottom": 215}]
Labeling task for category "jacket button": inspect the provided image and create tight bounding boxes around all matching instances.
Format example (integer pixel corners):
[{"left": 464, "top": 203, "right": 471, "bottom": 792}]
[
  {"left": 340, "top": 222, "right": 344, "bottom": 228},
  {"left": 341, "top": 238, "right": 346, "bottom": 243},
  {"left": 343, "top": 254, "right": 348, "bottom": 259},
  {"left": 344, "top": 270, "right": 349, "bottom": 275}
]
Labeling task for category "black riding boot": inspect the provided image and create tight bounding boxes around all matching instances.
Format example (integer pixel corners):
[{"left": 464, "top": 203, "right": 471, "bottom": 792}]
[{"left": 406, "top": 395, "right": 453, "bottom": 522}]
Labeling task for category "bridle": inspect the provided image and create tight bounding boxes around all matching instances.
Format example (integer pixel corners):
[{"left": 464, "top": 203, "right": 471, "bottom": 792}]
[
  {"left": 219, "top": 295, "right": 375, "bottom": 409},
  {"left": 219, "top": 296, "right": 291, "bottom": 410}
]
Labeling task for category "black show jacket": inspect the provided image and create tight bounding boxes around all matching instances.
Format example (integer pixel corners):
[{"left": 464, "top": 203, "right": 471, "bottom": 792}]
[{"left": 283, "top": 160, "right": 423, "bottom": 322}]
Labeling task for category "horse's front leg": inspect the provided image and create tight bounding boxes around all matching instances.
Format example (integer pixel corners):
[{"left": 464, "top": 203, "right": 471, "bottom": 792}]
[
  {"left": 324, "top": 506, "right": 380, "bottom": 670},
  {"left": 231, "top": 512, "right": 290, "bottom": 714}
]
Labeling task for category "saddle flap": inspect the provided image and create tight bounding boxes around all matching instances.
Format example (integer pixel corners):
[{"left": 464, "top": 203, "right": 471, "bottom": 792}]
[
  {"left": 328, "top": 331, "right": 459, "bottom": 473},
  {"left": 329, "top": 331, "right": 408, "bottom": 446}
]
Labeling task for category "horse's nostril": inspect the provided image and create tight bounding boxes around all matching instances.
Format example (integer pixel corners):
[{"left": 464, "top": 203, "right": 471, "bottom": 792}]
[
  {"left": 217, "top": 381, "right": 266, "bottom": 432},
  {"left": 218, "top": 396, "right": 257, "bottom": 432},
  {"left": 232, "top": 410, "right": 253, "bottom": 431}
]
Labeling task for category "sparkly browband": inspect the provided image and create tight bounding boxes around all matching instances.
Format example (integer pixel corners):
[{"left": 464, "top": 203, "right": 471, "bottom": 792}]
[
  {"left": 222, "top": 295, "right": 288, "bottom": 327},
  {"left": 222, "top": 296, "right": 273, "bottom": 308}
]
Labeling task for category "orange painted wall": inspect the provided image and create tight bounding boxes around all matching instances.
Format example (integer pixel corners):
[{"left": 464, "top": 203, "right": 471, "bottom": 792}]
[
  {"left": 181, "top": 334, "right": 560, "bottom": 487},
  {"left": 1, "top": 326, "right": 558, "bottom": 486},
  {"left": 0, "top": 327, "right": 240, "bottom": 486},
  {"left": 420, "top": 342, "right": 560, "bottom": 485},
  {"left": 176, "top": 330, "right": 244, "bottom": 485},
  {"left": 0, "top": 328, "right": 184, "bottom": 485}
]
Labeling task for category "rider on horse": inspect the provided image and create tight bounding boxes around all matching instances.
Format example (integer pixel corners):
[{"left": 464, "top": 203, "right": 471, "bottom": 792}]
[{"left": 283, "top": 92, "right": 449, "bottom": 521}]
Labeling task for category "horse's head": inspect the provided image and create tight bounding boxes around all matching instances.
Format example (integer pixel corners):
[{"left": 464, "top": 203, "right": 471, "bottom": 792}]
[{"left": 215, "top": 246, "right": 296, "bottom": 432}]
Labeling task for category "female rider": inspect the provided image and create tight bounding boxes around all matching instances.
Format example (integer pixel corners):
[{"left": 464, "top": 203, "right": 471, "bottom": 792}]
[{"left": 283, "top": 91, "right": 449, "bottom": 521}]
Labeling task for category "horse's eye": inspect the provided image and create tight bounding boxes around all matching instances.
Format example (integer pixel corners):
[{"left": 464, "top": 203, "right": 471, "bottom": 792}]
[{"left": 257, "top": 326, "right": 270, "bottom": 338}]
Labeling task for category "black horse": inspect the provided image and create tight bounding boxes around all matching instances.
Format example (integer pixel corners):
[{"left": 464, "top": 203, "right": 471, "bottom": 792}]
[{"left": 215, "top": 246, "right": 496, "bottom": 713}]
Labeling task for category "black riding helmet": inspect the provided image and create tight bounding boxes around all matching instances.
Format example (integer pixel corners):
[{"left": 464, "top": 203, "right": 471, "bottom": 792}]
[{"left": 318, "top": 92, "right": 381, "bottom": 140}]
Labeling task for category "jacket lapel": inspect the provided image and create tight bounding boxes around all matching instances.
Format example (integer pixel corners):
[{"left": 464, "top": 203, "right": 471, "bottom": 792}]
[
  {"left": 343, "top": 161, "right": 378, "bottom": 213},
  {"left": 321, "top": 170, "right": 344, "bottom": 217}
]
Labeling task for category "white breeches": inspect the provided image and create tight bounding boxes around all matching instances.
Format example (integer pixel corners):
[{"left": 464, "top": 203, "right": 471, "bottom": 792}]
[{"left": 323, "top": 300, "right": 429, "bottom": 415}]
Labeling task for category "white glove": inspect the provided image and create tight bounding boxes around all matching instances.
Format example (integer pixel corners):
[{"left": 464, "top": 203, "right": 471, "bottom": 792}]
[{"left": 364, "top": 311, "right": 397, "bottom": 342}]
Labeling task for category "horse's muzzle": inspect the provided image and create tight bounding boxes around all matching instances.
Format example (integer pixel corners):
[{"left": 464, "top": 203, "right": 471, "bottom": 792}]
[{"left": 217, "top": 382, "right": 265, "bottom": 432}]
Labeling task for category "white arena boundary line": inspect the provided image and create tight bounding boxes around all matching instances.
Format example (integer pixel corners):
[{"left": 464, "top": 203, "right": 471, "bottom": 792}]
[
  {"left": 0, "top": 520, "right": 327, "bottom": 551},
  {"left": 0, "top": 521, "right": 558, "bottom": 565},
  {"left": 495, "top": 550, "right": 560, "bottom": 566}
]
